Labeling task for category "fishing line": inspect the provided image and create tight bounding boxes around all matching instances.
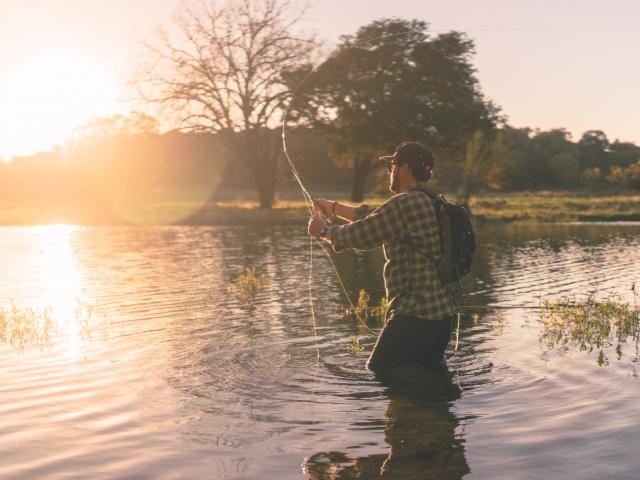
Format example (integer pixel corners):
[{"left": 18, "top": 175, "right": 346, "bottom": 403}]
[
  {"left": 308, "top": 236, "right": 320, "bottom": 360},
  {"left": 281, "top": 30, "right": 442, "bottom": 345}
]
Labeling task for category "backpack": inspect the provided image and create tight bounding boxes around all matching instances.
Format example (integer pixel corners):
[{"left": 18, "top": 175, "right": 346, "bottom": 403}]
[{"left": 414, "top": 189, "right": 476, "bottom": 286}]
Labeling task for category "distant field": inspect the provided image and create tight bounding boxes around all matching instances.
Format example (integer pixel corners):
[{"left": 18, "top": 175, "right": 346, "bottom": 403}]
[{"left": 1, "top": 191, "right": 639, "bottom": 226}]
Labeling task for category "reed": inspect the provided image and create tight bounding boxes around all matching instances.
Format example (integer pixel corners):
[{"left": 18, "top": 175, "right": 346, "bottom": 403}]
[
  {"left": 539, "top": 288, "right": 640, "bottom": 366},
  {"left": 0, "top": 303, "right": 54, "bottom": 351},
  {"left": 230, "top": 267, "right": 267, "bottom": 304},
  {"left": 347, "top": 335, "right": 365, "bottom": 356},
  {"left": 0, "top": 299, "right": 111, "bottom": 352},
  {"left": 344, "top": 289, "right": 388, "bottom": 326}
]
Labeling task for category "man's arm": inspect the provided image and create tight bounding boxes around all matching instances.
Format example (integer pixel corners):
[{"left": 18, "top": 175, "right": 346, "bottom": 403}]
[
  {"left": 313, "top": 198, "right": 372, "bottom": 222},
  {"left": 325, "top": 195, "right": 405, "bottom": 252}
]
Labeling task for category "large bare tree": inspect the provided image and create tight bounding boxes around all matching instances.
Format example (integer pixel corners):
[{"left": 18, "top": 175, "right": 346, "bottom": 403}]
[{"left": 134, "top": 0, "right": 316, "bottom": 208}]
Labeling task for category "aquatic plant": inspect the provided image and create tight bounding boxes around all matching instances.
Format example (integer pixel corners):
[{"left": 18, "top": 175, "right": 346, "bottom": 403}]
[
  {"left": 539, "top": 290, "right": 640, "bottom": 366},
  {"left": 229, "top": 267, "right": 267, "bottom": 304},
  {"left": 74, "top": 298, "right": 111, "bottom": 343},
  {"left": 344, "top": 289, "right": 387, "bottom": 326},
  {"left": 0, "top": 303, "right": 54, "bottom": 351},
  {"left": 347, "top": 335, "right": 365, "bottom": 356},
  {"left": 0, "top": 299, "right": 111, "bottom": 352}
]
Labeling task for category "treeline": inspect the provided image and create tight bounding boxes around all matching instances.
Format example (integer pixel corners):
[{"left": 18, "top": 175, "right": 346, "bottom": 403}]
[
  {"left": 1, "top": 113, "right": 638, "bottom": 209},
  {"left": 0, "top": 113, "right": 349, "bottom": 208},
  {"left": 464, "top": 127, "right": 640, "bottom": 194}
]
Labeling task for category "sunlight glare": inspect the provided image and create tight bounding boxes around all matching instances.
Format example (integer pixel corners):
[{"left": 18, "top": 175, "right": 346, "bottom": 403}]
[
  {"left": 1, "top": 54, "right": 119, "bottom": 160},
  {"left": 40, "top": 224, "right": 83, "bottom": 356}
]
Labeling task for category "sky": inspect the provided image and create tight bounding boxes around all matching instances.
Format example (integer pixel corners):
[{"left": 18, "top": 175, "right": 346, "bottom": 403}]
[{"left": 0, "top": 0, "right": 638, "bottom": 161}]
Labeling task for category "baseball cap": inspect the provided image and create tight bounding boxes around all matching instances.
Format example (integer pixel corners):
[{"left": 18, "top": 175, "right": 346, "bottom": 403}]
[{"left": 379, "top": 142, "right": 435, "bottom": 171}]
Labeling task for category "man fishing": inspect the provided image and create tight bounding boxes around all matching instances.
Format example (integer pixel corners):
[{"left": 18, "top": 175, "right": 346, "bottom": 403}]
[{"left": 308, "top": 142, "right": 455, "bottom": 371}]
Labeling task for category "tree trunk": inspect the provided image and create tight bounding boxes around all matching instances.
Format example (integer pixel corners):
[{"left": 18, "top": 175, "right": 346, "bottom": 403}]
[
  {"left": 350, "top": 155, "right": 371, "bottom": 202},
  {"left": 250, "top": 155, "right": 276, "bottom": 209},
  {"left": 239, "top": 129, "right": 278, "bottom": 209},
  {"left": 256, "top": 178, "right": 275, "bottom": 209}
]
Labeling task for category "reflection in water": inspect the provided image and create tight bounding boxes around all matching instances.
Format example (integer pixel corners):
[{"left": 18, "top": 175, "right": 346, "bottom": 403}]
[
  {"left": 304, "top": 367, "right": 469, "bottom": 480},
  {"left": 0, "top": 225, "right": 110, "bottom": 354},
  {"left": 37, "top": 225, "right": 83, "bottom": 355}
]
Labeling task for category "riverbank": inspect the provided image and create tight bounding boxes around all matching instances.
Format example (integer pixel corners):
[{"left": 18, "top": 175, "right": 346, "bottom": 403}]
[{"left": 1, "top": 192, "right": 639, "bottom": 226}]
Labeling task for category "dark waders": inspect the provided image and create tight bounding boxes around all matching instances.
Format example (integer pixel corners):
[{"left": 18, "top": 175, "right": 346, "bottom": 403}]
[{"left": 366, "top": 314, "right": 453, "bottom": 372}]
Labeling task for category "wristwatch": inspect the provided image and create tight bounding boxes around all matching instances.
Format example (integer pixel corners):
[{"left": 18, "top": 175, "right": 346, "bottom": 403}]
[{"left": 319, "top": 226, "right": 328, "bottom": 239}]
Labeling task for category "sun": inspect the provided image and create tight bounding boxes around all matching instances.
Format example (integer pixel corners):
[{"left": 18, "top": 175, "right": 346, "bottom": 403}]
[{"left": 1, "top": 53, "right": 119, "bottom": 160}]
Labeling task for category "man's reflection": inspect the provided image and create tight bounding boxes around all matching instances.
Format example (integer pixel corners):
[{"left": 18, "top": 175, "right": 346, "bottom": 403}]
[{"left": 304, "top": 366, "right": 469, "bottom": 479}]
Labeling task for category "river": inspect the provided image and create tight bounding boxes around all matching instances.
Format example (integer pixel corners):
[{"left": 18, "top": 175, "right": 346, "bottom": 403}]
[{"left": 1, "top": 222, "right": 639, "bottom": 479}]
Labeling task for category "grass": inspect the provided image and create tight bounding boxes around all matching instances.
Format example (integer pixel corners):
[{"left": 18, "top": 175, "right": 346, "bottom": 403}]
[
  {"left": 1, "top": 192, "right": 640, "bottom": 226},
  {"left": 0, "top": 299, "right": 111, "bottom": 351},
  {"left": 468, "top": 192, "right": 640, "bottom": 223},
  {"left": 344, "top": 289, "right": 388, "bottom": 327},
  {"left": 539, "top": 288, "right": 640, "bottom": 366},
  {"left": 347, "top": 335, "right": 365, "bottom": 356},
  {"left": 229, "top": 267, "right": 267, "bottom": 304}
]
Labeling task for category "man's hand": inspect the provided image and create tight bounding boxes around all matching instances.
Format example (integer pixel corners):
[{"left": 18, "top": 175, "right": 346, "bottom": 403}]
[
  {"left": 312, "top": 198, "right": 333, "bottom": 215},
  {"left": 308, "top": 213, "right": 328, "bottom": 238}
]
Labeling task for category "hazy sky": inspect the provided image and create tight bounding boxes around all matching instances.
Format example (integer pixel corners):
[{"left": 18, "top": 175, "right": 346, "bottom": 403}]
[{"left": 1, "top": 0, "right": 638, "bottom": 160}]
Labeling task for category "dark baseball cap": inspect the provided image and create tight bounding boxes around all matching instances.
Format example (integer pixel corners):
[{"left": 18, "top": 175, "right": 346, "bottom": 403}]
[{"left": 379, "top": 142, "right": 435, "bottom": 169}]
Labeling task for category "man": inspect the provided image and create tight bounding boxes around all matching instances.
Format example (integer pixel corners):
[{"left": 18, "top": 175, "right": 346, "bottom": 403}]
[{"left": 308, "top": 142, "right": 454, "bottom": 371}]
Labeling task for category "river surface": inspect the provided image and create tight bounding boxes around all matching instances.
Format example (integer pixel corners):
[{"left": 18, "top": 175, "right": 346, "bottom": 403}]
[{"left": 1, "top": 223, "right": 640, "bottom": 479}]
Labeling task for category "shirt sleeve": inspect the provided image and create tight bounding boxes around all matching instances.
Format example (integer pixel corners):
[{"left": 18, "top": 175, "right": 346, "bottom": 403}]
[
  {"left": 353, "top": 204, "right": 373, "bottom": 220},
  {"left": 329, "top": 195, "right": 405, "bottom": 252}
]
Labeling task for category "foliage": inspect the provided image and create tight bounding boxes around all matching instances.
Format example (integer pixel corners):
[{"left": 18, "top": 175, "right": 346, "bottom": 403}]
[
  {"left": 582, "top": 167, "right": 602, "bottom": 189},
  {"left": 347, "top": 335, "right": 365, "bottom": 356},
  {"left": 0, "top": 300, "right": 111, "bottom": 352},
  {"left": 539, "top": 291, "right": 640, "bottom": 366},
  {"left": 344, "top": 289, "right": 388, "bottom": 326},
  {"left": 607, "top": 161, "right": 640, "bottom": 190},
  {"left": 230, "top": 267, "right": 267, "bottom": 304},
  {"left": 547, "top": 152, "right": 581, "bottom": 188},
  {"left": 71, "top": 112, "right": 159, "bottom": 141},
  {"left": 578, "top": 130, "right": 610, "bottom": 171},
  {"left": 458, "top": 130, "right": 505, "bottom": 203}
]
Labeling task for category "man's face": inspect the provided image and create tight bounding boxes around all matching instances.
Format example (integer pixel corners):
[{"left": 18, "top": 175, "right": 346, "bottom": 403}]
[{"left": 389, "top": 161, "right": 402, "bottom": 193}]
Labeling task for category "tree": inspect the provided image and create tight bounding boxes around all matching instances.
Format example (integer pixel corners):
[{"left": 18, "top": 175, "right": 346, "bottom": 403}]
[
  {"left": 582, "top": 167, "right": 602, "bottom": 190},
  {"left": 547, "top": 153, "right": 580, "bottom": 188},
  {"left": 609, "top": 140, "right": 640, "bottom": 169},
  {"left": 458, "top": 130, "right": 505, "bottom": 204},
  {"left": 578, "top": 130, "right": 609, "bottom": 172},
  {"left": 288, "top": 18, "right": 500, "bottom": 201},
  {"left": 607, "top": 161, "right": 640, "bottom": 190},
  {"left": 134, "top": 0, "right": 317, "bottom": 208},
  {"left": 529, "top": 129, "right": 577, "bottom": 188},
  {"left": 71, "top": 112, "right": 160, "bottom": 142},
  {"left": 490, "top": 126, "right": 535, "bottom": 190}
]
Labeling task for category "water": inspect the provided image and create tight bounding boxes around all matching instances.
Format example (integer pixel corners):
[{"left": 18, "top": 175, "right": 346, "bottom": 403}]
[{"left": 1, "top": 223, "right": 639, "bottom": 479}]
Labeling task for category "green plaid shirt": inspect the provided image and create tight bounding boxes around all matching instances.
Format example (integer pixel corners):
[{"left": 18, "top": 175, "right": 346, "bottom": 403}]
[{"left": 328, "top": 181, "right": 454, "bottom": 321}]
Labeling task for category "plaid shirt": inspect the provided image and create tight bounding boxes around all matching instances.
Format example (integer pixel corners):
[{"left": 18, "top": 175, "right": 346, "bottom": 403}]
[{"left": 328, "top": 181, "right": 454, "bottom": 321}]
